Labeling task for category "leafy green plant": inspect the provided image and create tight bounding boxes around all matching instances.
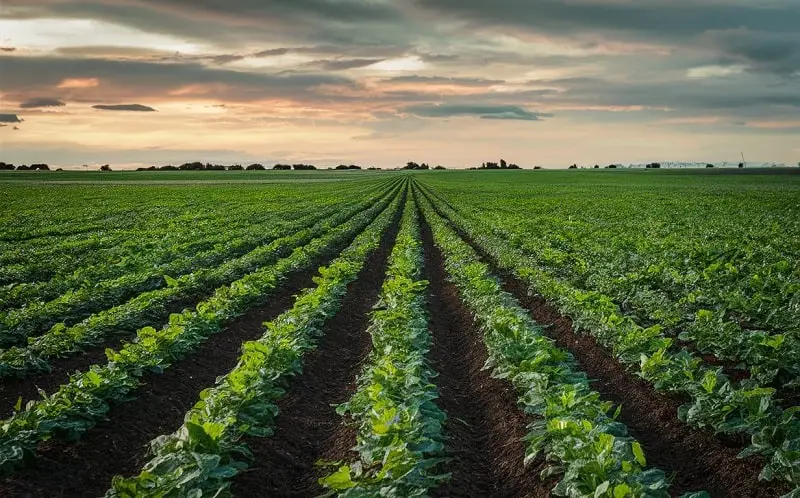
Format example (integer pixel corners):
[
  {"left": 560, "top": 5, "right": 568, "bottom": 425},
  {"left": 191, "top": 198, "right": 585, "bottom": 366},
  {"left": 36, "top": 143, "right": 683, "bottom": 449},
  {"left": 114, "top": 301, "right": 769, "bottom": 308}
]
[
  {"left": 105, "top": 183, "right": 406, "bottom": 497},
  {"left": 0, "top": 183, "right": 404, "bottom": 477},
  {"left": 321, "top": 197, "right": 447, "bottom": 497},
  {"left": 417, "top": 189, "right": 673, "bottom": 498}
]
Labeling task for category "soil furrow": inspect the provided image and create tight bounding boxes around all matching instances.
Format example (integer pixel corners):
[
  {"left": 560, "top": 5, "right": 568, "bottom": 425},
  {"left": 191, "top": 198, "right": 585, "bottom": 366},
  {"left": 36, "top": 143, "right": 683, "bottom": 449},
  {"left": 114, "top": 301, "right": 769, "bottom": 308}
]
[
  {"left": 229, "top": 205, "right": 402, "bottom": 497},
  {"left": 420, "top": 215, "right": 552, "bottom": 498},
  {"left": 421, "top": 189, "right": 792, "bottom": 497},
  {"left": 0, "top": 265, "right": 321, "bottom": 498},
  {"left": 0, "top": 193, "right": 395, "bottom": 415},
  {"left": 0, "top": 295, "right": 200, "bottom": 417},
  {"left": 504, "top": 278, "right": 791, "bottom": 497}
]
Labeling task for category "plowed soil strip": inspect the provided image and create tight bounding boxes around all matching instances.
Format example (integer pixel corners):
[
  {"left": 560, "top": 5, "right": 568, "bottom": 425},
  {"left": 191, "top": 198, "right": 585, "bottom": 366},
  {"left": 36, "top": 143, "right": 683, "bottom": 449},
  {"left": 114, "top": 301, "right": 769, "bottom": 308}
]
[
  {"left": 0, "top": 296, "right": 199, "bottom": 418},
  {"left": 420, "top": 216, "right": 551, "bottom": 498},
  {"left": 230, "top": 211, "right": 401, "bottom": 497},
  {"left": 424, "top": 194, "right": 792, "bottom": 497},
  {"left": 504, "top": 280, "right": 790, "bottom": 497},
  {"left": 0, "top": 266, "right": 318, "bottom": 498}
]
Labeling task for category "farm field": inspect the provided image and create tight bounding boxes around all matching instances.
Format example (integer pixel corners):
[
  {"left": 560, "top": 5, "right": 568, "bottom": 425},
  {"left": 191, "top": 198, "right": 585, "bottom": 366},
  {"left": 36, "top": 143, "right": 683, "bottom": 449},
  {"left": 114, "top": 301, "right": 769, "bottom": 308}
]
[{"left": 0, "top": 169, "right": 798, "bottom": 497}]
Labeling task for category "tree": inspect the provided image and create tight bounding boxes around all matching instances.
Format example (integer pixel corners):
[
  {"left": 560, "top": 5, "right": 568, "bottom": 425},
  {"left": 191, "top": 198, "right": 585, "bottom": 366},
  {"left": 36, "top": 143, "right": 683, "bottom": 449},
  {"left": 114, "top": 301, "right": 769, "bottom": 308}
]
[
  {"left": 706, "top": 163, "right": 714, "bottom": 168},
  {"left": 228, "top": 164, "right": 244, "bottom": 170},
  {"left": 738, "top": 162, "right": 744, "bottom": 168},
  {"left": 500, "top": 159, "right": 507, "bottom": 169},
  {"left": 0, "top": 162, "right": 14, "bottom": 170},
  {"left": 434, "top": 165, "right": 446, "bottom": 170},
  {"left": 272, "top": 163, "right": 291, "bottom": 170},
  {"left": 533, "top": 166, "right": 542, "bottom": 170},
  {"left": 568, "top": 164, "right": 578, "bottom": 169},
  {"left": 292, "top": 164, "right": 316, "bottom": 170},
  {"left": 246, "top": 163, "right": 265, "bottom": 170},
  {"left": 30, "top": 163, "right": 50, "bottom": 171},
  {"left": 179, "top": 161, "right": 204, "bottom": 170},
  {"left": 100, "top": 164, "right": 112, "bottom": 171},
  {"left": 16, "top": 165, "right": 30, "bottom": 170}
]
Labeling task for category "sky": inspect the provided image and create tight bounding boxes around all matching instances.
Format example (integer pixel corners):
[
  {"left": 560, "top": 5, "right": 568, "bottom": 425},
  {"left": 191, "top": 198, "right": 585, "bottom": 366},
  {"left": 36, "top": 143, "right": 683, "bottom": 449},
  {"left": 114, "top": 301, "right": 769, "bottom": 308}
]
[{"left": 0, "top": 0, "right": 798, "bottom": 169}]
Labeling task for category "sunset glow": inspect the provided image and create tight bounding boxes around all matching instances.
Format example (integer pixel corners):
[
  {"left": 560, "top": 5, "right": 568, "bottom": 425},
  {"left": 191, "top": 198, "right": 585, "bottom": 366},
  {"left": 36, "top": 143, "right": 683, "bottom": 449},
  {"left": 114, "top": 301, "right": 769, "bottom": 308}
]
[{"left": 0, "top": 1, "right": 798, "bottom": 168}]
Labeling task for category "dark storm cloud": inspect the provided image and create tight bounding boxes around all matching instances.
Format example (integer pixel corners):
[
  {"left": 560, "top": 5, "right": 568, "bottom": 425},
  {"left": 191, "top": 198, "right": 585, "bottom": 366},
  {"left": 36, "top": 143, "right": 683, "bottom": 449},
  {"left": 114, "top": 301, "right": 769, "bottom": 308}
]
[
  {"left": 92, "top": 104, "right": 157, "bottom": 111},
  {"left": 0, "top": 114, "right": 22, "bottom": 123},
  {"left": 415, "top": 0, "right": 800, "bottom": 37},
  {"left": 2, "top": 0, "right": 410, "bottom": 47},
  {"left": 0, "top": 55, "right": 355, "bottom": 103},
  {"left": 402, "top": 103, "right": 551, "bottom": 121},
  {"left": 19, "top": 97, "right": 66, "bottom": 109},
  {"left": 525, "top": 77, "right": 800, "bottom": 110},
  {"left": 415, "top": 0, "right": 800, "bottom": 76},
  {"left": 703, "top": 30, "right": 800, "bottom": 76}
]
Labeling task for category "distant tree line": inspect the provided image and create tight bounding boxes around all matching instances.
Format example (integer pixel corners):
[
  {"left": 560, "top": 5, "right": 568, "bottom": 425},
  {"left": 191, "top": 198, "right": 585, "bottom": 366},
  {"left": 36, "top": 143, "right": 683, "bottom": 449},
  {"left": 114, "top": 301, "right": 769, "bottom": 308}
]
[
  {"left": 134, "top": 162, "right": 325, "bottom": 171},
  {"left": 0, "top": 162, "right": 52, "bottom": 171},
  {"left": 467, "top": 159, "right": 521, "bottom": 170}
]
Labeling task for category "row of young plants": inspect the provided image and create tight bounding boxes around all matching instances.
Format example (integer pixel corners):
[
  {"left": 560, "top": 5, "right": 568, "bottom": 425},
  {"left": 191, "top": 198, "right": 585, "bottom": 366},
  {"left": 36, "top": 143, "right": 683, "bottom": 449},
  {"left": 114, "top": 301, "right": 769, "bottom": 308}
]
[
  {"left": 0, "top": 211, "right": 309, "bottom": 346},
  {"left": 469, "top": 206, "right": 799, "bottom": 391},
  {"left": 0, "top": 200, "right": 248, "bottom": 286},
  {"left": 417, "top": 185, "right": 800, "bottom": 490},
  {"left": 0, "top": 206, "right": 303, "bottom": 312},
  {"left": 320, "top": 198, "right": 447, "bottom": 496},
  {"left": 0, "top": 179, "right": 393, "bottom": 289},
  {"left": 0, "top": 185, "right": 401, "bottom": 378},
  {"left": 0, "top": 185, "right": 403, "bottom": 476},
  {"left": 0, "top": 187, "right": 387, "bottom": 349},
  {"left": 105, "top": 185, "right": 406, "bottom": 497},
  {"left": 418, "top": 183, "right": 800, "bottom": 390},
  {"left": 416, "top": 189, "right": 675, "bottom": 498},
  {"left": 0, "top": 180, "right": 395, "bottom": 312}
]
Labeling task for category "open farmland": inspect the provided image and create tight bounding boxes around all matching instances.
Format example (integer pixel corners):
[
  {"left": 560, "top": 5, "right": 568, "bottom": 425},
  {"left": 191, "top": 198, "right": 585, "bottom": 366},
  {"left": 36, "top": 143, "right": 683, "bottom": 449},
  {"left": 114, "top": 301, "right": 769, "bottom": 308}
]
[{"left": 0, "top": 169, "right": 798, "bottom": 497}]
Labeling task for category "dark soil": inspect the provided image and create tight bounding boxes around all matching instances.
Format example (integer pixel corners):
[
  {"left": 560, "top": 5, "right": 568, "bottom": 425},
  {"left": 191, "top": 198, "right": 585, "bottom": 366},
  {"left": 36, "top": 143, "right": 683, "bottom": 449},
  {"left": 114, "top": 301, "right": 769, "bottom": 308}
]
[
  {"left": 0, "top": 295, "right": 199, "bottom": 418},
  {"left": 504, "top": 279, "right": 794, "bottom": 497},
  {"left": 420, "top": 214, "right": 553, "bottom": 498},
  {"left": 229, "top": 205, "right": 402, "bottom": 498},
  {"left": 422, "top": 188, "right": 793, "bottom": 497},
  {"left": 0, "top": 266, "right": 333, "bottom": 498},
  {"left": 0, "top": 191, "right": 399, "bottom": 416}
]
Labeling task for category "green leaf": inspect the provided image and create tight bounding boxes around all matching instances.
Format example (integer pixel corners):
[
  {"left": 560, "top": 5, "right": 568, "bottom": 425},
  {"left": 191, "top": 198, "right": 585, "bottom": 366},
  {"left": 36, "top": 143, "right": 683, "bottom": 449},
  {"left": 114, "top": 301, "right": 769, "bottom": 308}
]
[
  {"left": 595, "top": 480, "right": 610, "bottom": 497},
  {"left": 320, "top": 466, "right": 356, "bottom": 490},
  {"left": 631, "top": 441, "right": 646, "bottom": 467}
]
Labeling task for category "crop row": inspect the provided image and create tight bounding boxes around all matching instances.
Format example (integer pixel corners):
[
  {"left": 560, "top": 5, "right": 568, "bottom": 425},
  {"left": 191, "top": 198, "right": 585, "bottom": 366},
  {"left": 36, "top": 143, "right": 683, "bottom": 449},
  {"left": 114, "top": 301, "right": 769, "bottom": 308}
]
[
  {"left": 0, "top": 180, "right": 393, "bottom": 313},
  {"left": 0, "top": 183, "right": 403, "bottom": 475},
  {"left": 0, "top": 183, "right": 392, "bottom": 350},
  {"left": 0, "top": 184, "right": 400, "bottom": 379},
  {"left": 416, "top": 183, "right": 800, "bottom": 489},
  {"left": 419, "top": 182, "right": 799, "bottom": 389},
  {"left": 0, "top": 180, "right": 391, "bottom": 288},
  {"left": 321, "top": 196, "right": 447, "bottom": 496},
  {"left": 0, "top": 202, "right": 341, "bottom": 347},
  {"left": 106, "top": 183, "right": 405, "bottom": 496},
  {"left": 0, "top": 206, "right": 304, "bottom": 312},
  {"left": 416, "top": 187, "right": 675, "bottom": 497}
]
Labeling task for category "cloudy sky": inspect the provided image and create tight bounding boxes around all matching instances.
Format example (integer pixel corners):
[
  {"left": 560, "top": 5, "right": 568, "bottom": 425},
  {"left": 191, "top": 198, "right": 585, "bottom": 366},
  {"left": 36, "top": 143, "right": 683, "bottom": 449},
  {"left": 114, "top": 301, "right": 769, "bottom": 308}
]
[{"left": 0, "top": 0, "right": 798, "bottom": 168}]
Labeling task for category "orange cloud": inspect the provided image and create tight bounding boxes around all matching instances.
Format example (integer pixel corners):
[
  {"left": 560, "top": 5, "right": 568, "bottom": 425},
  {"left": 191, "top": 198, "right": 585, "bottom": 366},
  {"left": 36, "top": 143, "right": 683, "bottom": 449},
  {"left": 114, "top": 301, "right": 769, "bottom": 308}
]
[{"left": 58, "top": 78, "right": 100, "bottom": 89}]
